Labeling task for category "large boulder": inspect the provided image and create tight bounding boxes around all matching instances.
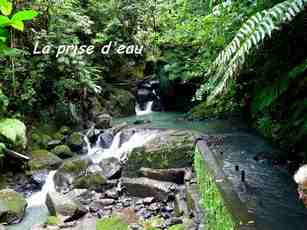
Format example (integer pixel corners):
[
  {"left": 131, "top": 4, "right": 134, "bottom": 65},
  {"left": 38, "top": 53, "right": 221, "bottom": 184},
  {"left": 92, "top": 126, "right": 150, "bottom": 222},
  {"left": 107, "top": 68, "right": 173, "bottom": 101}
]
[
  {"left": 122, "top": 129, "right": 198, "bottom": 178},
  {"left": 54, "top": 159, "right": 90, "bottom": 192},
  {"left": 73, "top": 172, "right": 107, "bottom": 191},
  {"left": 0, "top": 119, "right": 27, "bottom": 149},
  {"left": 0, "top": 189, "right": 27, "bottom": 224},
  {"left": 96, "top": 131, "right": 113, "bottom": 148},
  {"left": 99, "top": 157, "right": 122, "bottom": 179},
  {"left": 31, "top": 133, "right": 53, "bottom": 150},
  {"left": 140, "top": 168, "right": 187, "bottom": 184},
  {"left": 67, "top": 132, "right": 84, "bottom": 152},
  {"left": 121, "top": 177, "right": 177, "bottom": 201},
  {"left": 46, "top": 191, "right": 87, "bottom": 218},
  {"left": 28, "top": 149, "right": 63, "bottom": 172},
  {"left": 95, "top": 114, "right": 112, "bottom": 130},
  {"left": 51, "top": 145, "right": 74, "bottom": 159}
]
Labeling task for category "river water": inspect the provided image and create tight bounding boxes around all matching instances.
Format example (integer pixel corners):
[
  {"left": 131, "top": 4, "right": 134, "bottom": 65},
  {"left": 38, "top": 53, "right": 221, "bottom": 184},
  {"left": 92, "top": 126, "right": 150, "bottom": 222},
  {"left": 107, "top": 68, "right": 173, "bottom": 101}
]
[{"left": 8, "top": 111, "right": 307, "bottom": 230}]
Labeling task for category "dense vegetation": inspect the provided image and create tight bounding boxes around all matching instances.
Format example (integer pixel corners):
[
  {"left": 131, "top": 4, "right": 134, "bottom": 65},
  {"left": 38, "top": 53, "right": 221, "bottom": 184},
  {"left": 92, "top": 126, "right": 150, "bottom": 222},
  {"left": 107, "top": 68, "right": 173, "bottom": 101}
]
[{"left": 0, "top": 0, "right": 306, "bottom": 160}]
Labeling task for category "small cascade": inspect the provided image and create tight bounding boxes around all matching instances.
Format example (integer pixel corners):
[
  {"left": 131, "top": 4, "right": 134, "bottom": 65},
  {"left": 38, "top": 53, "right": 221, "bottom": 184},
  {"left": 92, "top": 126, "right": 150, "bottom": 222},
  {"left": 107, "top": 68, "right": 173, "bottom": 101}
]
[
  {"left": 11, "top": 128, "right": 158, "bottom": 229},
  {"left": 87, "top": 130, "right": 158, "bottom": 164},
  {"left": 135, "top": 79, "right": 163, "bottom": 115},
  {"left": 135, "top": 101, "right": 154, "bottom": 116},
  {"left": 26, "top": 171, "right": 56, "bottom": 208}
]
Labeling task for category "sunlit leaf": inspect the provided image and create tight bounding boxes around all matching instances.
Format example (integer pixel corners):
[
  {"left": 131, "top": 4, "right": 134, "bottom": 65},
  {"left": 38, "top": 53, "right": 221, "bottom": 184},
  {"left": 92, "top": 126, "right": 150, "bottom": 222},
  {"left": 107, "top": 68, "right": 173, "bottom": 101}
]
[
  {"left": 11, "top": 10, "right": 38, "bottom": 21},
  {"left": 0, "top": 15, "right": 10, "bottom": 27},
  {"left": 0, "top": 0, "right": 12, "bottom": 16},
  {"left": 10, "top": 20, "right": 24, "bottom": 31}
]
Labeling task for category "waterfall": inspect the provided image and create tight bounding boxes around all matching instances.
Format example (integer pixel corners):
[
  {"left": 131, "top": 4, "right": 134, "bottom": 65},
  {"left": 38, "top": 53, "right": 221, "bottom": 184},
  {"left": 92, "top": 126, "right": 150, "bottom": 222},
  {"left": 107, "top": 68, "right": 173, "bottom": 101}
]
[
  {"left": 135, "top": 101, "right": 154, "bottom": 116},
  {"left": 26, "top": 171, "right": 56, "bottom": 208},
  {"left": 88, "top": 130, "right": 158, "bottom": 164},
  {"left": 15, "top": 128, "right": 157, "bottom": 229}
]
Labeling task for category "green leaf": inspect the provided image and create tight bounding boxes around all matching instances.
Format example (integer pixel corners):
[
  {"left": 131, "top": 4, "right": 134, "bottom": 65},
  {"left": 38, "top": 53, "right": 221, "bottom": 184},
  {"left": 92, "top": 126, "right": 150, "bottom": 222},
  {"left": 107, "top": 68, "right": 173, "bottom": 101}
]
[
  {"left": 10, "top": 20, "right": 24, "bottom": 31},
  {"left": 0, "top": 15, "right": 9, "bottom": 27},
  {"left": 0, "top": 27, "right": 7, "bottom": 42},
  {"left": 11, "top": 10, "right": 38, "bottom": 21},
  {"left": 0, "top": 0, "right": 12, "bottom": 16},
  {"left": 0, "top": 142, "right": 6, "bottom": 156},
  {"left": 0, "top": 43, "right": 18, "bottom": 56}
]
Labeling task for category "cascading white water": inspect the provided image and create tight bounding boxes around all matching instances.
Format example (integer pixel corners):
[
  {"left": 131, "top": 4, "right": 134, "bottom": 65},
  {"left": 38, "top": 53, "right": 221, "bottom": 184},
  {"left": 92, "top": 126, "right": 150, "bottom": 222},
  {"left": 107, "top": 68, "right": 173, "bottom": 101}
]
[
  {"left": 135, "top": 101, "right": 154, "bottom": 116},
  {"left": 25, "top": 129, "right": 158, "bottom": 207},
  {"left": 88, "top": 130, "right": 158, "bottom": 164},
  {"left": 8, "top": 171, "right": 57, "bottom": 230},
  {"left": 12, "top": 128, "right": 157, "bottom": 229},
  {"left": 26, "top": 171, "right": 56, "bottom": 207}
]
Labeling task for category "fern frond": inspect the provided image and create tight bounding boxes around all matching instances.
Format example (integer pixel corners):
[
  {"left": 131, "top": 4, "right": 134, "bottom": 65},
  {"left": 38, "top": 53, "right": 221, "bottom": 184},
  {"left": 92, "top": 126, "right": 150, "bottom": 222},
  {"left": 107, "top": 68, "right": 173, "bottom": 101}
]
[{"left": 200, "top": 0, "right": 307, "bottom": 103}]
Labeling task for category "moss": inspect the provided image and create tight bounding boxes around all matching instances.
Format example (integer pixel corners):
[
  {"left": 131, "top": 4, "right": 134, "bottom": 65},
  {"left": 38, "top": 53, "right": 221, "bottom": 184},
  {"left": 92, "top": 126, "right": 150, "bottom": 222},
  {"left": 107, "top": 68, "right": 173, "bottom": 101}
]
[
  {"left": 169, "top": 224, "right": 185, "bottom": 230},
  {"left": 0, "top": 189, "right": 27, "bottom": 223},
  {"left": 96, "top": 216, "right": 129, "bottom": 230},
  {"left": 59, "top": 126, "right": 71, "bottom": 135},
  {"left": 46, "top": 216, "right": 59, "bottom": 225},
  {"left": 194, "top": 147, "right": 236, "bottom": 230},
  {"left": 73, "top": 173, "right": 107, "bottom": 189},
  {"left": 52, "top": 132, "right": 65, "bottom": 141},
  {"left": 61, "top": 159, "right": 89, "bottom": 173},
  {"left": 0, "top": 119, "right": 27, "bottom": 148},
  {"left": 124, "top": 144, "right": 194, "bottom": 178},
  {"left": 108, "top": 88, "right": 135, "bottom": 117},
  {"left": 67, "top": 132, "right": 83, "bottom": 147},
  {"left": 190, "top": 98, "right": 237, "bottom": 120},
  {"left": 29, "top": 149, "right": 62, "bottom": 171},
  {"left": 51, "top": 145, "right": 73, "bottom": 159},
  {"left": 31, "top": 133, "right": 52, "bottom": 150}
]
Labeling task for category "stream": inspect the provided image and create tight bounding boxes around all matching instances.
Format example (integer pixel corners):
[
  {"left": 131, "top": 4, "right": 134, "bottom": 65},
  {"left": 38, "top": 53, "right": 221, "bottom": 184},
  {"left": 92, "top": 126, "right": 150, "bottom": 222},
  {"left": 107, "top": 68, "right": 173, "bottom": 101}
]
[{"left": 8, "top": 101, "right": 307, "bottom": 230}]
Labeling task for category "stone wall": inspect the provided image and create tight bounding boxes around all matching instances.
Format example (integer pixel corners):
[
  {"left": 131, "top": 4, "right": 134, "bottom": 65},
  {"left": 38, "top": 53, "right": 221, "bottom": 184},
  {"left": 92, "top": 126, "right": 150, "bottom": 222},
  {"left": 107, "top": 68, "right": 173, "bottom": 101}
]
[{"left": 195, "top": 140, "right": 256, "bottom": 230}]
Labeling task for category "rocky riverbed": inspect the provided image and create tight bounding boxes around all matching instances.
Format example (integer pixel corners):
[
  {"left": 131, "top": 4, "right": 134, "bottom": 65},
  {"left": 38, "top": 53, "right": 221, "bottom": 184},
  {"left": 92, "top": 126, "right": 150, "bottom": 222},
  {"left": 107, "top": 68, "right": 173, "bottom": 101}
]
[{"left": 0, "top": 119, "right": 203, "bottom": 230}]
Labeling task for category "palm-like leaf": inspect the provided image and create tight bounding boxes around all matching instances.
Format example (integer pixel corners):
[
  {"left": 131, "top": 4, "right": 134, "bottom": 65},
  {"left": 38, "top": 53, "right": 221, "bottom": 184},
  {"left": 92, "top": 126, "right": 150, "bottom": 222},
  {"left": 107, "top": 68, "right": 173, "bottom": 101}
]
[{"left": 197, "top": 0, "right": 307, "bottom": 103}]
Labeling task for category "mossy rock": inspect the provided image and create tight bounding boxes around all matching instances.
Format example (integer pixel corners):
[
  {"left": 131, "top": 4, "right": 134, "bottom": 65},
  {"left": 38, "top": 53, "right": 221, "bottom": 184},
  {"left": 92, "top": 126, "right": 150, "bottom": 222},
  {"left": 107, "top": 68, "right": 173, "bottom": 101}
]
[
  {"left": 0, "top": 189, "right": 27, "bottom": 224},
  {"left": 59, "top": 126, "right": 71, "bottom": 135},
  {"left": 31, "top": 133, "right": 53, "bottom": 150},
  {"left": 46, "top": 216, "right": 59, "bottom": 226},
  {"left": 0, "top": 119, "right": 27, "bottom": 149},
  {"left": 67, "top": 132, "right": 83, "bottom": 152},
  {"left": 51, "top": 145, "right": 74, "bottom": 159},
  {"left": 52, "top": 132, "right": 65, "bottom": 141},
  {"left": 54, "top": 159, "right": 90, "bottom": 191},
  {"left": 96, "top": 216, "right": 129, "bottom": 230},
  {"left": 46, "top": 191, "right": 86, "bottom": 217},
  {"left": 60, "top": 159, "right": 89, "bottom": 174},
  {"left": 123, "top": 130, "right": 197, "bottom": 178},
  {"left": 73, "top": 172, "right": 107, "bottom": 190},
  {"left": 28, "top": 149, "right": 63, "bottom": 171}
]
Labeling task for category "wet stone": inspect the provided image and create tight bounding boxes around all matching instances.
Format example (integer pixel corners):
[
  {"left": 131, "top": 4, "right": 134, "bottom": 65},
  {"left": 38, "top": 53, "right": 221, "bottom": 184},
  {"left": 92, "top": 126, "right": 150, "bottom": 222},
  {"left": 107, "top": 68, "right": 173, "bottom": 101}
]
[
  {"left": 105, "top": 189, "right": 119, "bottom": 199},
  {"left": 148, "top": 202, "right": 161, "bottom": 212},
  {"left": 103, "top": 205, "right": 113, "bottom": 211},
  {"left": 143, "top": 197, "right": 155, "bottom": 205},
  {"left": 166, "top": 217, "right": 183, "bottom": 227}
]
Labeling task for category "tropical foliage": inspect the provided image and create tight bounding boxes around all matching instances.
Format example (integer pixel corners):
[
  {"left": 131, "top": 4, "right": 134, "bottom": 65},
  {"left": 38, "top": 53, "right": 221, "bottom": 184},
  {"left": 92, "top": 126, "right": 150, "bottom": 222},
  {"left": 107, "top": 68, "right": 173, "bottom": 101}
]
[{"left": 0, "top": 0, "right": 305, "bottom": 159}]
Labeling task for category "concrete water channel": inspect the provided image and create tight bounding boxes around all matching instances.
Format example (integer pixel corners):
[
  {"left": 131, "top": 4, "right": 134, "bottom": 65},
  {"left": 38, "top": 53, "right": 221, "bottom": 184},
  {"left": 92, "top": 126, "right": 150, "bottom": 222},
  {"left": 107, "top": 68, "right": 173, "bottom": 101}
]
[{"left": 117, "top": 112, "right": 307, "bottom": 230}]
